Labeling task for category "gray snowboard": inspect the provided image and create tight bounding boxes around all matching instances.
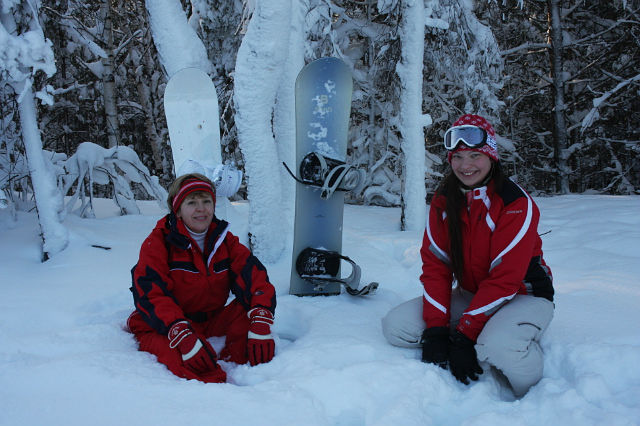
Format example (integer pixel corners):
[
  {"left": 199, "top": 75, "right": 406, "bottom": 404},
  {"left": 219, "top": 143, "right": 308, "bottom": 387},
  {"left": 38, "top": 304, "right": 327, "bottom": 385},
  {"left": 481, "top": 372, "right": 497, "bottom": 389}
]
[{"left": 289, "top": 57, "right": 353, "bottom": 296}]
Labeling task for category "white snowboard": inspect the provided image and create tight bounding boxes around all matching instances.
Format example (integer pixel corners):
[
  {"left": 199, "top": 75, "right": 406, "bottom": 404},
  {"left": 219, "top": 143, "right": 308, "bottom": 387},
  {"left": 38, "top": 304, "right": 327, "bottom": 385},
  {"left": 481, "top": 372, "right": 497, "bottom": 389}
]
[
  {"left": 164, "top": 67, "right": 222, "bottom": 173},
  {"left": 164, "top": 68, "right": 240, "bottom": 220}
]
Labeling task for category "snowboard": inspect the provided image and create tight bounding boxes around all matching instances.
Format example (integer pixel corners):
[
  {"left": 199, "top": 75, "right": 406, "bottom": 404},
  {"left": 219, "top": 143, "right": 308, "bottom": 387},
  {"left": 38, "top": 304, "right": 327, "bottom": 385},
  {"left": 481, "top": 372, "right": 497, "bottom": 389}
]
[
  {"left": 164, "top": 68, "right": 241, "bottom": 219},
  {"left": 288, "top": 57, "right": 376, "bottom": 297},
  {"left": 164, "top": 67, "right": 222, "bottom": 175}
]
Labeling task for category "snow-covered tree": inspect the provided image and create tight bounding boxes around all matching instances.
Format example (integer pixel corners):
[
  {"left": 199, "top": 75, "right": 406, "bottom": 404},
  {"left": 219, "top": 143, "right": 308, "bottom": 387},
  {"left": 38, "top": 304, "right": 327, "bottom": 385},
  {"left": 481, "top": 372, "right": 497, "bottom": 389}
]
[
  {"left": 146, "top": 0, "right": 212, "bottom": 77},
  {"left": 40, "top": 1, "right": 122, "bottom": 148},
  {"left": 272, "top": 0, "right": 308, "bottom": 223},
  {"left": 4, "top": 0, "right": 637, "bottom": 241},
  {"left": 233, "top": 0, "right": 292, "bottom": 262},
  {"left": 487, "top": 0, "right": 639, "bottom": 194},
  {"left": 419, "top": 0, "right": 504, "bottom": 193},
  {"left": 125, "top": 3, "right": 166, "bottom": 175},
  {"left": 100, "top": 0, "right": 119, "bottom": 148},
  {"left": 396, "top": 0, "right": 428, "bottom": 231},
  {"left": 1, "top": 0, "right": 68, "bottom": 260}
]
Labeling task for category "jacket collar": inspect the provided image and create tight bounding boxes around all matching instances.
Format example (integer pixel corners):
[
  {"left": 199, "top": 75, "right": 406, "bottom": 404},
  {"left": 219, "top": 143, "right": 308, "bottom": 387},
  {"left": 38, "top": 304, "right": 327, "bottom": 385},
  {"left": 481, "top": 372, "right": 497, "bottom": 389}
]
[{"left": 163, "top": 212, "right": 229, "bottom": 252}]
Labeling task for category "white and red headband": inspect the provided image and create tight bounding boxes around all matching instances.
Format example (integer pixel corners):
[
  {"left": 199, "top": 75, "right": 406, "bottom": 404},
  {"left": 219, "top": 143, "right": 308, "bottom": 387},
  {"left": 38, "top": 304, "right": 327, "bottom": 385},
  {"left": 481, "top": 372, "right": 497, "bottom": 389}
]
[{"left": 172, "top": 178, "right": 216, "bottom": 212}]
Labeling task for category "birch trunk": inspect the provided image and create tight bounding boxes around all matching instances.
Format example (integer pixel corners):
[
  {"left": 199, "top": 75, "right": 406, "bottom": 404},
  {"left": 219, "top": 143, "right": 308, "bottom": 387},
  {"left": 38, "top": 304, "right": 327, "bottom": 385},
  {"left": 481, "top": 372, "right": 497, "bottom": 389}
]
[{"left": 102, "top": 0, "right": 119, "bottom": 148}]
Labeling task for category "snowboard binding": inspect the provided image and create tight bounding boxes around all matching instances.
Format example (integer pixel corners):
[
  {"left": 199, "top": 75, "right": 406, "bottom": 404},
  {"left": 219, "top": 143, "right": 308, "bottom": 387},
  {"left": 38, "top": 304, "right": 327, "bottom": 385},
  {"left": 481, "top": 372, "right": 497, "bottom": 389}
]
[
  {"left": 295, "top": 247, "right": 378, "bottom": 296},
  {"left": 283, "top": 152, "right": 365, "bottom": 199},
  {"left": 176, "top": 160, "right": 243, "bottom": 198},
  {"left": 210, "top": 163, "right": 243, "bottom": 198}
]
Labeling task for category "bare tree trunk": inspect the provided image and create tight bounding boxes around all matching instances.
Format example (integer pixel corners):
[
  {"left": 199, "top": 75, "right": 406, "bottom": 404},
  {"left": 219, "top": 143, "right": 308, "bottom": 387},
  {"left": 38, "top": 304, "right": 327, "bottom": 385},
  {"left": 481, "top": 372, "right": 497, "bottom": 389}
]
[
  {"left": 366, "top": 0, "right": 376, "bottom": 173},
  {"left": 133, "top": 7, "right": 164, "bottom": 174},
  {"left": 137, "top": 75, "right": 164, "bottom": 173},
  {"left": 548, "top": 0, "right": 570, "bottom": 193},
  {"left": 102, "top": 0, "right": 119, "bottom": 148}
]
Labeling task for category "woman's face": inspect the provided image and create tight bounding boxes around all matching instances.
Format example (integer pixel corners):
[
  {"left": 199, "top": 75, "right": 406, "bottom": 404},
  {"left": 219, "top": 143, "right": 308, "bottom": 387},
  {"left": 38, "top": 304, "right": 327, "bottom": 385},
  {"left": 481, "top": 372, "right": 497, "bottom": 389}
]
[
  {"left": 450, "top": 150, "right": 493, "bottom": 188},
  {"left": 176, "top": 192, "right": 214, "bottom": 233}
]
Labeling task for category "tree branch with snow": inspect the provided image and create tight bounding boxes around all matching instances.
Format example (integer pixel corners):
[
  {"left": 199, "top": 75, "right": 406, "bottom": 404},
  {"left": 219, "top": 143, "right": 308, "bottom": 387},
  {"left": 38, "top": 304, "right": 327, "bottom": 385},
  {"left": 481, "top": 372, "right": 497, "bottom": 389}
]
[{"left": 1, "top": 0, "right": 69, "bottom": 261}]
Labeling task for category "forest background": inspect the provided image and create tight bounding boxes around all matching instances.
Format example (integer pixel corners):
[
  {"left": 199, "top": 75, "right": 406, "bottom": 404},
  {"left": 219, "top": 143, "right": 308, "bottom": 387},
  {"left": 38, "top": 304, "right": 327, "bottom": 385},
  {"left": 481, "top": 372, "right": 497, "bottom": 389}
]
[{"left": 1, "top": 0, "right": 639, "bottom": 260}]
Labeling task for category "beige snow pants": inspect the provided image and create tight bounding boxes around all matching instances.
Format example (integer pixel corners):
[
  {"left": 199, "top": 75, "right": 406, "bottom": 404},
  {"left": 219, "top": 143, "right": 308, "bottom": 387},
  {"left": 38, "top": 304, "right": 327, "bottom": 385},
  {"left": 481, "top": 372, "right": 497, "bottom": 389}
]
[{"left": 381, "top": 288, "right": 554, "bottom": 396}]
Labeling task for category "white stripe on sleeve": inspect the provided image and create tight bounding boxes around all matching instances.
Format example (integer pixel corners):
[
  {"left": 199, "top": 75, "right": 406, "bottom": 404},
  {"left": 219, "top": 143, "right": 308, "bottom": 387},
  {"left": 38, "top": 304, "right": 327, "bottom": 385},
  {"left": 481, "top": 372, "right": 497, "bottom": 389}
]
[
  {"left": 490, "top": 185, "right": 533, "bottom": 271},
  {"left": 423, "top": 288, "right": 447, "bottom": 314}
]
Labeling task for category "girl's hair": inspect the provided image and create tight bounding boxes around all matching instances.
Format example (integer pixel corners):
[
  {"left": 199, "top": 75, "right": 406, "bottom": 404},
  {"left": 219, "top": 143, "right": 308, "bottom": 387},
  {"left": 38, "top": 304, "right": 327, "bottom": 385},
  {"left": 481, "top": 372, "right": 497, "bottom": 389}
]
[
  {"left": 435, "top": 162, "right": 505, "bottom": 286},
  {"left": 166, "top": 173, "right": 214, "bottom": 211}
]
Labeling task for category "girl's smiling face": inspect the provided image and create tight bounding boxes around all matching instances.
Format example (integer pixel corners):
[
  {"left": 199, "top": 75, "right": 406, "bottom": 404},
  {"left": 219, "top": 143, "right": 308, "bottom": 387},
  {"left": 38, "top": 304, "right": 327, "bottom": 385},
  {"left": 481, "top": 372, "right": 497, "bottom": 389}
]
[
  {"left": 450, "top": 150, "right": 493, "bottom": 188},
  {"left": 176, "top": 192, "right": 214, "bottom": 233}
]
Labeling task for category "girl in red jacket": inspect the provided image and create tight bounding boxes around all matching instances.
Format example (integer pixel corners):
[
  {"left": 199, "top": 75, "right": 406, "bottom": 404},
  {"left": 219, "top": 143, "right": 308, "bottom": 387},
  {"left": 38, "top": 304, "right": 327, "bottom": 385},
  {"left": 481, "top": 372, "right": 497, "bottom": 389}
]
[
  {"left": 127, "top": 173, "right": 277, "bottom": 383},
  {"left": 382, "top": 115, "right": 554, "bottom": 397}
]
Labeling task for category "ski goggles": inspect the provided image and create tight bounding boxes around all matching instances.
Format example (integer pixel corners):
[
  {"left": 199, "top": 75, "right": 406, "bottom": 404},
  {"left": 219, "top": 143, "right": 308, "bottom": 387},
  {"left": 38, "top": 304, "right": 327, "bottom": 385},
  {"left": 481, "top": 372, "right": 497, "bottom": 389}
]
[{"left": 444, "top": 125, "right": 489, "bottom": 151}]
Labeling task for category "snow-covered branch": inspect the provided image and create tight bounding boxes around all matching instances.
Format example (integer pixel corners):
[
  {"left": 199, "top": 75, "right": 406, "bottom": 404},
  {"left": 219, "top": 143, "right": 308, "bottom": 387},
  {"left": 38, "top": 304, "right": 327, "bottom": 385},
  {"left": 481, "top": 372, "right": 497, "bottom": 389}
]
[
  {"left": 62, "top": 142, "right": 167, "bottom": 217},
  {"left": 1, "top": 0, "right": 69, "bottom": 260},
  {"left": 581, "top": 73, "right": 640, "bottom": 132}
]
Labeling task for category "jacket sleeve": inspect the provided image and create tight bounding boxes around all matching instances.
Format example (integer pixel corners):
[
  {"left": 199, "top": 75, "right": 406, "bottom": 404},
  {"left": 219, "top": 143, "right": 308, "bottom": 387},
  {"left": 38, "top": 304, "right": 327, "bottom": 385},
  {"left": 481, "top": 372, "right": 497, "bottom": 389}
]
[
  {"left": 420, "top": 202, "right": 454, "bottom": 329},
  {"left": 456, "top": 193, "right": 540, "bottom": 341},
  {"left": 225, "top": 232, "right": 277, "bottom": 315},
  {"left": 130, "top": 228, "right": 186, "bottom": 335}
]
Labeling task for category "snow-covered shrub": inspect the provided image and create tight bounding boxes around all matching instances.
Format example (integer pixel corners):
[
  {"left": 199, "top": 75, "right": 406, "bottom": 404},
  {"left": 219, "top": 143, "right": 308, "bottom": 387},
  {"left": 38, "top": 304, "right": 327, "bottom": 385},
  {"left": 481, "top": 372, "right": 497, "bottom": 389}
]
[
  {"left": 60, "top": 142, "right": 167, "bottom": 218},
  {"left": 1, "top": 140, "right": 167, "bottom": 220}
]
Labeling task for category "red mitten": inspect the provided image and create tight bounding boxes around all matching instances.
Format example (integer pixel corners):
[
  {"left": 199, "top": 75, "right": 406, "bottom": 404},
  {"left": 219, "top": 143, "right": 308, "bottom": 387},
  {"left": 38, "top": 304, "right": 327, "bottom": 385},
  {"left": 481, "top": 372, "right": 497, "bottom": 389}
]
[
  {"left": 168, "top": 320, "right": 218, "bottom": 374},
  {"left": 247, "top": 308, "right": 275, "bottom": 366}
]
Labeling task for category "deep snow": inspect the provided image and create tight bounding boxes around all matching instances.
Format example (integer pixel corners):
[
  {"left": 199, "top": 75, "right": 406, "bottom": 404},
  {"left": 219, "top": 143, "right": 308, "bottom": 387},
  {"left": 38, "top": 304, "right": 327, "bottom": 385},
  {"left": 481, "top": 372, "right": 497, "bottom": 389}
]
[{"left": 1, "top": 195, "right": 639, "bottom": 425}]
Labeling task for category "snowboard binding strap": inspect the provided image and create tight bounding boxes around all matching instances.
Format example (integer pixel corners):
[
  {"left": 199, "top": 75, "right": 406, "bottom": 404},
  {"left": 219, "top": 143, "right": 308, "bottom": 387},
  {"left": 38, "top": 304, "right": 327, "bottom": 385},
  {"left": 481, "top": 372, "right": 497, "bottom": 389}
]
[
  {"left": 283, "top": 152, "right": 364, "bottom": 199},
  {"left": 296, "top": 247, "right": 378, "bottom": 296}
]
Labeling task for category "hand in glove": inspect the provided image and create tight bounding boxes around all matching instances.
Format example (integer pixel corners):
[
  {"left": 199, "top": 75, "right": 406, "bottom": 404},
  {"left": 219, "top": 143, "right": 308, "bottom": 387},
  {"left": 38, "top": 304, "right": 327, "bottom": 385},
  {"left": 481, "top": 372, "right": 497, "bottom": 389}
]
[
  {"left": 247, "top": 307, "right": 275, "bottom": 366},
  {"left": 448, "top": 331, "right": 483, "bottom": 384},
  {"left": 168, "top": 320, "right": 218, "bottom": 375},
  {"left": 420, "top": 327, "right": 449, "bottom": 368}
]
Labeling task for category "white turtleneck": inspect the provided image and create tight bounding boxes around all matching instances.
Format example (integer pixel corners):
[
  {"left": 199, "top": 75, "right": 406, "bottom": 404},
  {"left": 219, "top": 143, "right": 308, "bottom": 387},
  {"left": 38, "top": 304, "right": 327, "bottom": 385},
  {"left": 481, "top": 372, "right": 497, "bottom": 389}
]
[{"left": 186, "top": 227, "right": 207, "bottom": 251}]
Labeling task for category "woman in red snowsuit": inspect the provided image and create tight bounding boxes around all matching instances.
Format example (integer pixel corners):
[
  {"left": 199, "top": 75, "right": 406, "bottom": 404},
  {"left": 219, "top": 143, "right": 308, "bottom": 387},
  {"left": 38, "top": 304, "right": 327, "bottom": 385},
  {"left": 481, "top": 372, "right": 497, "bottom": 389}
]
[
  {"left": 382, "top": 115, "right": 554, "bottom": 397},
  {"left": 127, "top": 173, "right": 276, "bottom": 383}
]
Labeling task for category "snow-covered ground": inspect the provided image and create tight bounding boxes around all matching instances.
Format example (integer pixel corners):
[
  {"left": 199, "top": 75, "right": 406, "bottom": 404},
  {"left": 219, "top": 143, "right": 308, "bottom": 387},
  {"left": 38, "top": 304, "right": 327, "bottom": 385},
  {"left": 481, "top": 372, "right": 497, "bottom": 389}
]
[{"left": 1, "top": 195, "right": 639, "bottom": 425}]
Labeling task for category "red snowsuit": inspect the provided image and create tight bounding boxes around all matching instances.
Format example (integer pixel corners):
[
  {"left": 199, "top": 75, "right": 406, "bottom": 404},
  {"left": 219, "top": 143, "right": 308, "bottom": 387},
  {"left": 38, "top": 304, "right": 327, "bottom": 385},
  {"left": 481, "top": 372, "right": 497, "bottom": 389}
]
[
  {"left": 127, "top": 213, "right": 276, "bottom": 381},
  {"left": 421, "top": 178, "right": 553, "bottom": 341}
]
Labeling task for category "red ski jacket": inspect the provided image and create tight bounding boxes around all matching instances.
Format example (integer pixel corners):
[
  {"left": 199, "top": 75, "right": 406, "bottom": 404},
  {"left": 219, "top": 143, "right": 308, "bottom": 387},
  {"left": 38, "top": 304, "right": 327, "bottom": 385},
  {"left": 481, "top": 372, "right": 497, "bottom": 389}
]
[
  {"left": 421, "top": 178, "right": 553, "bottom": 341},
  {"left": 130, "top": 214, "right": 276, "bottom": 335}
]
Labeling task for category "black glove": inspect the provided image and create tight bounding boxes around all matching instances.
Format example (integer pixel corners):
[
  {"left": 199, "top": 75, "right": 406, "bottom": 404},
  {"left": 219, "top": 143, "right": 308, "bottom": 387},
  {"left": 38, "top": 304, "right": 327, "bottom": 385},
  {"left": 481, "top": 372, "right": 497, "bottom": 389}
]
[
  {"left": 448, "top": 331, "right": 483, "bottom": 384},
  {"left": 420, "top": 327, "right": 449, "bottom": 368}
]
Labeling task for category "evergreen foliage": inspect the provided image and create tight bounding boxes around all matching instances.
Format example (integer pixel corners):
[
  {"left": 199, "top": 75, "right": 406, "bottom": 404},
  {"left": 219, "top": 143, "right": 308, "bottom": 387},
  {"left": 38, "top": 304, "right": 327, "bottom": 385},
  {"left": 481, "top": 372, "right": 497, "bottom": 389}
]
[{"left": 3, "top": 0, "right": 639, "bottom": 208}]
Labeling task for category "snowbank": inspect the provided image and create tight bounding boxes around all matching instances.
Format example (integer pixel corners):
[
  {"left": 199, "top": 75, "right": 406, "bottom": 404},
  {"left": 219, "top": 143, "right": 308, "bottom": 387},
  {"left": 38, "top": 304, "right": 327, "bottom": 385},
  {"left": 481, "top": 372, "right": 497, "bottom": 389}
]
[{"left": 0, "top": 195, "right": 638, "bottom": 425}]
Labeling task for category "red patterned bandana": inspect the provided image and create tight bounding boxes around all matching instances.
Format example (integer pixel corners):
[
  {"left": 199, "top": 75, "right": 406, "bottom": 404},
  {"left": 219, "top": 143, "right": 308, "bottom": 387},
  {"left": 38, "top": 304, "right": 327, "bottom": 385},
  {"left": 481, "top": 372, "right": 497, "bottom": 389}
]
[{"left": 447, "top": 114, "right": 499, "bottom": 162}]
